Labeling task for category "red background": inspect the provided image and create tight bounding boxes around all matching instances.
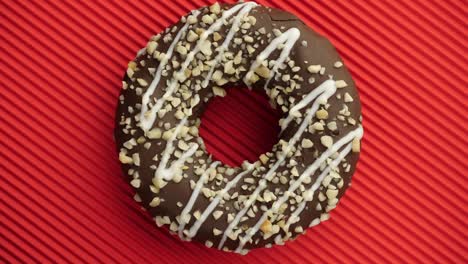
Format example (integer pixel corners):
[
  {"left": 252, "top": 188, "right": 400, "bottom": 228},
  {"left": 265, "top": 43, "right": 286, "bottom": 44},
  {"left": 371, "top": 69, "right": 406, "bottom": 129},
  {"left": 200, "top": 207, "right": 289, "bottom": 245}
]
[{"left": 1, "top": 0, "right": 467, "bottom": 263}]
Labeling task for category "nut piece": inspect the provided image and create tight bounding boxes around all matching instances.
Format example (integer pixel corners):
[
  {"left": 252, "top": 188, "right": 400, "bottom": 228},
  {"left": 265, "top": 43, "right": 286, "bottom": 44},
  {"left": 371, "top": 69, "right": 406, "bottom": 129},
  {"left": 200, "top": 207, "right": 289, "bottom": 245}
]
[
  {"left": 212, "top": 86, "right": 226, "bottom": 97},
  {"left": 326, "top": 189, "right": 339, "bottom": 199},
  {"left": 334, "top": 61, "right": 343, "bottom": 68},
  {"left": 209, "top": 2, "right": 221, "bottom": 14},
  {"left": 335, "top": 80, "right": 348, "bottom": 89},
  {"left": 132, "top": 153, "right": 140, "bottom": 166},
  {"left": 243, "top": 35, "right": 254, "bottom": 43},
  {"left": 176, "top": 45, "right": 187, "bottom": 56},
  {"left": 352, "top": 137, "right": 361, "bottom": 152},
  {"left": 212, "top": 70, "right": 223, "bottom": 82},
  {"left": 202, "top": 14, "right": 214, "bottom": 24},
  {"left": 137, "top": 78, "right": 148, "bottom": 87},
  {"left": 213, "top": 228, "right": 222, "bottom": 236},
  {"left": 146, "top": 41, "right": 158, "bottom": 55},
  {"left": 187, "top": 15, "right": 198, "bottom": 24},
  {"left": 344, "top": 93, "right": 354, "bottom": 102},
  {"left": 147, "top": 128, "right": 162, "bottom": 139},
  {"left": 327, "top": 121, "right": 337, "bottom": 131},
  {"left": 291, "top": 166, "right": 299, "bottom": 176},
  {"left": 260, "top": 219, "right": 272, "bottom": 234},
  {"left": 307, "top": 65, "right": 321, "bottom": 74},
  {"left": 149, "top": 197, "right": 161, "bottom": 207},
  {"left": 316, "top": 109, "right": 329, "bottom": 120},
  {"left": 200, "top": 40, "right": 212, "bottom": 56},
  {"left": 246, "top": 72, "right": 260, "bottom": 84},
  {"left": 187, "top": 30, "right": 198, "bottom": 42},
  {"left": 224, "top": 61, "right": 236, "bottom": 75},
  {"left": 301, "top": 138, "right": 314, "bottom": 148},
  {"left": 321, "top": 136, "right": 333, "bottom": 148},
  {"left": 119, "top": 151, "right": 133, "bottom": 164},
  {"left": 213, "top": 210, "right": 223, "bottom": 220},
  {"left": 213, "top": 32, "right": 222, "bottom": 42},
  {"left": 254, "top": 65, "right": 270, "bottom": 78},
  {"left": 259, "top": 154, "right": 269, "bottom": 164},
  {"left": 130, "top": 179, "right": 141, "bottom": 188},
  {"left": 312, "top": 122, "right": 324, "bottom": 131}
]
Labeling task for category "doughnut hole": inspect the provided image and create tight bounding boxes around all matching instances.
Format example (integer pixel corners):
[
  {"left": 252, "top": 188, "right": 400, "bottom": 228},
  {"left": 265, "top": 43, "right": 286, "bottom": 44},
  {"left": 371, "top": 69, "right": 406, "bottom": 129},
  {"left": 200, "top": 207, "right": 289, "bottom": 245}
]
[{"left": 199, "top": 87, "right": 281, "bottom": 167}]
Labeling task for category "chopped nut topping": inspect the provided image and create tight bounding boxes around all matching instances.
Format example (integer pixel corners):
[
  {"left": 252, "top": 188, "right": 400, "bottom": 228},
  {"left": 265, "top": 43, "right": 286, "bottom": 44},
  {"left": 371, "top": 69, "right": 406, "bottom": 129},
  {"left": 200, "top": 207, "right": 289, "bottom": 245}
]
[
  {"left": 254, "top": 65, "right": 270, "bottom": 78},
  {"left": 149, "top": 197, "right": 161, "bottom": 207},
  {"left": 130, "top": 179, "right": 141, "bottom": 188},
  {"left": 243, "top": 35, "right": 254, "bottom": 43},
  {"left": 246, "top": 45, "right": 255, "bottom": 54},
  {"left": 224, "top": 60, "right": 236, "bottom": 75},
  {"left": 260, "top": 219, "right": 272, "bottom": 234},
  {"left": 213, "top": 32, "right": 222, "bottom": 42},
  {"left": 205, "top": 240, "right": 214, "bottom": 248},
  {"left": 294, "top": 226, "right": 303, "bottom": 233},
  {"left": 259, "top": 154, "right": 269, "bottom": 164},
  {"left": 307, "top": 65, "right": 321, "bottom": 74},
  {"left": 213, "top": 228, "right": 222, "bottom": 236},
  {"left": 335, "top": 80, "right": 348, "bottom": 88},
  {"left": 187, "top": 30, "right": 198, "bottom": 42},
  {"left": 202, "top": 14, "right": 214, "bottom": 24},
  {"left": 320, "top": 213, "right": 330, "bottom": 221},
  {"left": 209, "top": 2, "right": 221, "bottom": 14},
  {"left": 187, "top": 15, "right": 198, "bottom": 24},
  {"left": 352, "top": 137, "right": 361, "bottom": 152},
  {"left": 137, "top": 78, "right": 148, "bottom": 87},
  {"left": 212, "top": 86, "right": 226, "bottom": 97},
  {"left": 146, "top": 41, "right": 158, "bottom": 55},
  {"left": 326, "top": 189, "right": 339, "bottom": 199},
  {"left": 344, "top": 93, "right": 354, "bottom": 102},
  {"left": 301, "top": 138, "right": 314, "bottom": 148},
  {"left": 327, "top": 121, "right": 337, "bottom": 131},
  {"left": 316, "top": 109, "right": 329, "bottom": 120},
  {"left": 334, "top": 61, "right": 343, "bottom": 68},
  {"left": 312, "top": 122, "right": 324, "bottom": 131},
  {"left": 119, "top": 151, "right": 133, "bottom": 164},
  {"left": 176, "top": 45, "right": 187, "bottom": 56},
  {"left": 200, "top": 40, "right": 212, "bottom": 56},
  {"left": 291, "top": 166, "right": 299, "bottom": 176},
  {"left": 280, "top": 175, "right": 288, "bottom": 185},
  {"left": 213, "top": 210, "right": 223, "bottom": 220},
  {"left": 147, "top": 128, "right": 162, "bottom": 139},
  {"left": 212, "top": 70, "right": 223, "bottom": 82},
  {"left": 321, "top": 135, "right": 333, "bottom": 148},
  {"left": 174, "top": 109, "right": 185, "bottom": 119}
]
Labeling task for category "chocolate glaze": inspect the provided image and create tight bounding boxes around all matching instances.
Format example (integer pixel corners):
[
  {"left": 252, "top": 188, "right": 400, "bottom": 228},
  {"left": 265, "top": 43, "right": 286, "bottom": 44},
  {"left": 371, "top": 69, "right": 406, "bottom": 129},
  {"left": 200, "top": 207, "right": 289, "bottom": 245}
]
[{"left": 115, "top": 2, "right": 363, "bottom": 253}]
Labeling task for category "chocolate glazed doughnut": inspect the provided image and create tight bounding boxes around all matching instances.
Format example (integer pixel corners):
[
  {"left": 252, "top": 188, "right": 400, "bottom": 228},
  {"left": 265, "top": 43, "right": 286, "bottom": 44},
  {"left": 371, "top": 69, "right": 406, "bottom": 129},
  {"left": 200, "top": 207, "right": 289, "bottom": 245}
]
[{"left": 115, "top": 2, "right": 363, "bottom": 254}]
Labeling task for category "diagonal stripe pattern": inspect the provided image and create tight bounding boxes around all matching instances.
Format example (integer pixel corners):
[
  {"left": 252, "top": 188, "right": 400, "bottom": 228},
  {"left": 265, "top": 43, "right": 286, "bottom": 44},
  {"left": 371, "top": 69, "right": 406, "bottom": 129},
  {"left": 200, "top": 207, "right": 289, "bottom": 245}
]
[{"left": 1, "top": 0, "right": 467, "bottom": 263}]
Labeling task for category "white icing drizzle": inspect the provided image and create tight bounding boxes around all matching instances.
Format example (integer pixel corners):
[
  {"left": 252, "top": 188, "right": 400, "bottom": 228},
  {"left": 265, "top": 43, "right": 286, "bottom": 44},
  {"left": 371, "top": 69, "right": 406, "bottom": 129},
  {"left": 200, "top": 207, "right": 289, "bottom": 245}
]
[
  {"left": 155, "top": 117, "right": 199, "bottom": 181},
  {"left": 235, "top": 132, "right": 361, "bottom": 252},
  {"left": 202, "top": 2, "right": 257, "bottom": 88},
  {"left": 140, "top": 3, "right": 255, "bottom": 131},
  {"left": 218, "top": 79, "right": 338, "bottom": 250},
  {"left": 140, "top": 10, "right": 201, "bottom": 132},
  {"left": 186, "top": 163, "right": 255, "bottom": 238},
  {"left": 178, "top": 161, "right": 220, "bottom": 239},
  {"left": 244, "top": 28, "right": 301, "bottom": 87},
  {"left": 281, "top": 79, "right": 335, "bottom": 131},
  {"left": 264, "top": 29, "right": 301, "bottom": 89}
]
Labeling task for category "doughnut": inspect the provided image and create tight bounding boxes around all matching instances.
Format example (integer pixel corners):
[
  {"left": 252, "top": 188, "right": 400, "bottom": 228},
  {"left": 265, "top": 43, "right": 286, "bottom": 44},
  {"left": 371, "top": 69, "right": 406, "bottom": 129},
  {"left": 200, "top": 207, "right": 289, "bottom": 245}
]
[{"left": 115, "top": 1, "right": 363, "bottom": 254}]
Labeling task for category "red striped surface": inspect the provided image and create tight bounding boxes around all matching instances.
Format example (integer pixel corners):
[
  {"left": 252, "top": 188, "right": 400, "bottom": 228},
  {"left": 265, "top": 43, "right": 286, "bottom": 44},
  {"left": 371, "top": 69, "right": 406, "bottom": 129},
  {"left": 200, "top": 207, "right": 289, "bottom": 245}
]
[{"left": 1, "top": 0, "right": 467, "bottom": 263}]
